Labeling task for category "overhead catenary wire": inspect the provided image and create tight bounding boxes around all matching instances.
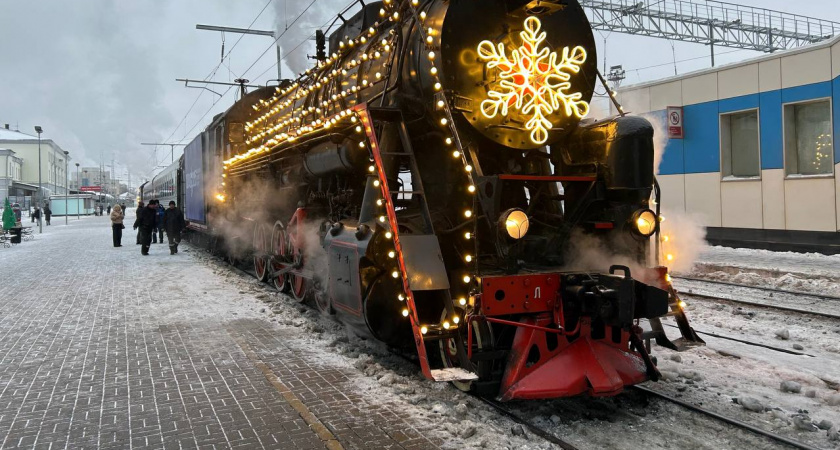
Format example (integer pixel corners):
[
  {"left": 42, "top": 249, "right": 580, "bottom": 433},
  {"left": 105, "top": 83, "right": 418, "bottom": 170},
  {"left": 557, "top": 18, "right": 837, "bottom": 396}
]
[
  {"left": 178, "top": 0, "right": 361, "bottom": 144},
  {"left": 153, "top": 0, "right": 275, "bottom": 170}
]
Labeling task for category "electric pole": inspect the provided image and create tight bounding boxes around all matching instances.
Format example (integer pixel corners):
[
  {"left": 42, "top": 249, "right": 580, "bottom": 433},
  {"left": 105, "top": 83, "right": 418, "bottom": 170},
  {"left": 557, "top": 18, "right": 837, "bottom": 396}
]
[{"left": 141, "top": 143, "right": 186, "bottom": 165}]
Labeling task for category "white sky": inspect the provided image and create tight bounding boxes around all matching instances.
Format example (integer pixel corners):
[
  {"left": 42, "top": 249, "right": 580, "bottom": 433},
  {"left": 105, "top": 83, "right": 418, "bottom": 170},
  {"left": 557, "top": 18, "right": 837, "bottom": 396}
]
[{"left": 1, "top": 0, "right": 838, "bottom": 183}]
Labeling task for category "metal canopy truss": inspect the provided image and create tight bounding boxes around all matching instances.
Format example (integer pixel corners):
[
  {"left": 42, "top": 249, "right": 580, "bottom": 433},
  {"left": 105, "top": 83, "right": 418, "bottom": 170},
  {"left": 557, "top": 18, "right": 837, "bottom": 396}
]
[{"left": 582, "top": 0, "right": 840, "bottom": 53}]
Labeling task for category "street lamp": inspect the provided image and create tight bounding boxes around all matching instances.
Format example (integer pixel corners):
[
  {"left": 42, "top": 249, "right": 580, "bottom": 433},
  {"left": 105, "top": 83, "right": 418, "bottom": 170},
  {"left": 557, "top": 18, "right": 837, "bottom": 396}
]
[
  {"left": 64, "top": 151, "right": 69, "bottom": 225},
  {"left": 34, "top": 125, "right": 43, "bottom": 234},
  {"left": 75, "top": 162, "right": 80, "bottom": 220}
]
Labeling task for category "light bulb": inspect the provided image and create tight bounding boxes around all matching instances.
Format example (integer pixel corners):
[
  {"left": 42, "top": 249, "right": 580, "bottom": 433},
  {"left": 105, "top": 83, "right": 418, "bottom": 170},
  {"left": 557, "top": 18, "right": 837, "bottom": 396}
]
[
  {"left": 379, "top": 216, "right": 386, "bottom": 223},
  {"left": 443, "top": 321, "right": 450, "bottom": 330},
  {"left": 458, "top": 297, "right": 467, "bottom": 306},
  {"left": 452, "top": 150, "right": 460, "bottom": 158},
  {"left": 388, "top": 251, "right": 395, "bottom": 258},
  {"left": 373, "top": 180, "right": 380, "bottom": 187},
  {"left": 402, "top": 308, "right": 409, "bottom": 317},
  {"left": 465, "top": 255, "right": 472, "bottom": 262},
  {"left": 385, "top": 231, "right": 393, "bottom": 239},
  {"left": 464, "top": 232, "right": 471, "bottom": 239},
  {"left": 464, "top": 210, "right": 472, "bottom": 218},
  {"left": 467, "top": 185, "right": 476, "bottom": 193},
  {"left": 462, "top": 275, "right": 470, "bottom": 283},
  {"left": 453, "top": 316, "right": 460, "bottom": 324},
  {"left": 376, "top": 199, "right": 383, "bottom": 206},
  {"left": 421, "top": 326, "right": 428, "bottom": 334}
]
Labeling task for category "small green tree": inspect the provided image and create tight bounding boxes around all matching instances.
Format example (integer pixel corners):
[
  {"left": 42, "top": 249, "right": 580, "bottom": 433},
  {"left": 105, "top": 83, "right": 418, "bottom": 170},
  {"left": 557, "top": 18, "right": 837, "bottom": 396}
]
[{"left": 2, "top": 198, "right": 16, "bottom": 230}]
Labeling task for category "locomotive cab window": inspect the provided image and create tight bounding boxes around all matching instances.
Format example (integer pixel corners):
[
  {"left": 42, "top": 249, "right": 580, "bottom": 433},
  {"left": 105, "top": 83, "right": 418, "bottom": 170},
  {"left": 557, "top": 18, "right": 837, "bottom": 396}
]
[
  {"left": 720, "top": 109, "right": 760, "bottom": 179},
  {"left": 784, "top": 99, "right": 834, "bottom": 177}
]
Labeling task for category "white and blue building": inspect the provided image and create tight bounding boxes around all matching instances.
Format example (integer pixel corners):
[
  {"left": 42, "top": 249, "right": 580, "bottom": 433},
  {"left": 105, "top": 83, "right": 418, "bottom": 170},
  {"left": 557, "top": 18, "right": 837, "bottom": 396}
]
[{"left": 617, "top": 35, "right": 840, "bottom": 253}]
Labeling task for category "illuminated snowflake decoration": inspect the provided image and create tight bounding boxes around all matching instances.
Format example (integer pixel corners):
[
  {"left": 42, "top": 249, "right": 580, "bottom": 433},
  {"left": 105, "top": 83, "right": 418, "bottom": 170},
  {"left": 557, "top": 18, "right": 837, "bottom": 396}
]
[{"left": 477, "top": 16, "right": 589, "bottom": 145}]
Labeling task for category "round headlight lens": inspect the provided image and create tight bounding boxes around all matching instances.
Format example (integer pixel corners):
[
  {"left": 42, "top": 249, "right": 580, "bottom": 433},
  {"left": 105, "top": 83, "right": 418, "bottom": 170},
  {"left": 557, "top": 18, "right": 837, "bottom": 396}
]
[
  {"left": 500, "top": 208, "right": 530, "bottom": 240},
  {"left": 633, "top": 209, "right": 657, "bottom": 237}
]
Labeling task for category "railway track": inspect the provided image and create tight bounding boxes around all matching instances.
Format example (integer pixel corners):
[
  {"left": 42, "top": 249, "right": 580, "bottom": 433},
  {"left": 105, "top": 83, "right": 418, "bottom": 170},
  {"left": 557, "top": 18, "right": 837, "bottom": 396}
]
[
  {"left": 212, "top": 251, "right": 827, "bottom": 450},
  {"left": 673, "top": 276, "right": 840, "bottom": 320},
  {"left": 633, "top": 386, "right": 822, "bottom": 450}
]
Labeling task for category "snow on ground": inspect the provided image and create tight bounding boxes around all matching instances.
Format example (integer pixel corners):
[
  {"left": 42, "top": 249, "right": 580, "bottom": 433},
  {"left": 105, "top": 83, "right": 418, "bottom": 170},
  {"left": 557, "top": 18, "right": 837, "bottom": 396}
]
[
  {"left": 190, "top": 242, "right": 840, "bottom": 449},
  {"left": 687, "top": 246, "right": 840, "bottom": 297}
]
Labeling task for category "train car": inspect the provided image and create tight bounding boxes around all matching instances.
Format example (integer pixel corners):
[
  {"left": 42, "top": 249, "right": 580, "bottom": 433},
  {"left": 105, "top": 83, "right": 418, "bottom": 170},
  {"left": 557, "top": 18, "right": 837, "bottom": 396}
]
[
  {"left": 183, "top": 0, "right": 704, "bottom": 400},
  {"left": 143, "top": 158, "right": 181, "bottom": 206}
]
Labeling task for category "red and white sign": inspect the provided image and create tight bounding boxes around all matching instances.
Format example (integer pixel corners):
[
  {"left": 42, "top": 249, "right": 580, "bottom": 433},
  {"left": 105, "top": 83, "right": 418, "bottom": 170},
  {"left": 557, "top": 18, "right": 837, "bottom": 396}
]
[
  {"left": 667, "top": 106, "right": 684, "bottom": 139},
  {"left": 80, "top": 186, "right": 102, "bottom": 192}
]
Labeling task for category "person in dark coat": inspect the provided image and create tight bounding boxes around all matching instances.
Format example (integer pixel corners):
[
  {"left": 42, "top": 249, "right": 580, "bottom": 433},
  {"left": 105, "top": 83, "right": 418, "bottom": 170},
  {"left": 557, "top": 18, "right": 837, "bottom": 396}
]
[
  {"left": 134, "top": 200, "right": 157, "bottom": 255},
  {"left": 31, "top": 206, "right": 40, "bottom": 223},
  {"left": 135, "top": 201, "right": 145, "bottom": 245},
  {"left": 107, "top": 205, "right": 111, "bottom": 214},
  {"left": 44, "top": 205, "right": 52, "bottom": 225},
  {"left": 162, "top": 201, "right": 186, "bottom": 255}
]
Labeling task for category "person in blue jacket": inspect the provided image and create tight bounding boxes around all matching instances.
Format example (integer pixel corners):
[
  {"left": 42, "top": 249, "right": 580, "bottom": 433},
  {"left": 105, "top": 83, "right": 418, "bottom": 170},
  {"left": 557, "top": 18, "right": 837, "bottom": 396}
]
[{"left": 153, "top": 200, "right": 165, "bottom": 244}]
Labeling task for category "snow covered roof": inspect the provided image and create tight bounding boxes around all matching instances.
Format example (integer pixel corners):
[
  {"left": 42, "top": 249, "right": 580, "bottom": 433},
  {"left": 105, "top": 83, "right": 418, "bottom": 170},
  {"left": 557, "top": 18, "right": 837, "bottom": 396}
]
[{"left": 0, "top": 128, "right": 37, "bottom": 141}]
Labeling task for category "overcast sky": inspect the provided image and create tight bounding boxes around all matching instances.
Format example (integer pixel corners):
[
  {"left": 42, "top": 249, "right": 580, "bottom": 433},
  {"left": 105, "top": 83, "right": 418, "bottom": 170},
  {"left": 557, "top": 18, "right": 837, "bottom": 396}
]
[{"left": 1, "top": 0, "right": 838, "bottom": 184}]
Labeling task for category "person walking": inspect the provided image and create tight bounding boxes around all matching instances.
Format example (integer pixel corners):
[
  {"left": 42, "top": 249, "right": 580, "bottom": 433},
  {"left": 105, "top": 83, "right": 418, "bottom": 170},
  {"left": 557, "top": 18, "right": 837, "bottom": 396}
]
[
  {"left": 133, "top": 200, "right": 157, "bottom": 255},
  {"left": 31, "top": 206, "right": 39, "bottom": 223},
  {"left": 120, "top": 203, "right": 126, "bottom": 213},
  {"left": 135, "top": 201, "right": 145, "bottom": 245},
  {"left": 162, "top": 201, "right": 186, "bottom": 255},
  {"left": 44, "top": 205, "right": 52, "bottom": 226},
  {"left": 110, "top": 204, "right": 124, "bottom": 247},
  {"left": 107, "top": 204, "right": 111, "bottom": 214},
  {"left": 152, "top": 200, "right": 164, "bottom": 244},
  {"left": 156, "top": 202, "right": 165, "bottom": 243}
]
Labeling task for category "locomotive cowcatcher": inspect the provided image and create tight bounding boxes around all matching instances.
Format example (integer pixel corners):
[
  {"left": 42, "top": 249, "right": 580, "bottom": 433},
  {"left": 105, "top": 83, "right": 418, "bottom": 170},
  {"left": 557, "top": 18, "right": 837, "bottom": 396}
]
[{"left": 187, "top": 0, "right": 704, "bottom": 400}]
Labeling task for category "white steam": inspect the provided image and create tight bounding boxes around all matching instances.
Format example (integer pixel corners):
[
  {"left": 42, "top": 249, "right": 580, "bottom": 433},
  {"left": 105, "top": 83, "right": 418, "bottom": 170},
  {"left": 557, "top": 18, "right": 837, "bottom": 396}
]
[
  {"left": 272, "top": 0, "right": 355, "bottom": 75},
  {"left": 658, "top": 210, "right": 707, "bottom": 274}
]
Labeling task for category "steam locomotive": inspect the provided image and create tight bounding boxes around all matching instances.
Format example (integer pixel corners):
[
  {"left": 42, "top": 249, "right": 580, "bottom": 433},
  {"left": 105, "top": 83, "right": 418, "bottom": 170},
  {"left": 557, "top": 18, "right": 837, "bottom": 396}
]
[{"left": 148, "top": 0, "right": 704, "bottom": 400}]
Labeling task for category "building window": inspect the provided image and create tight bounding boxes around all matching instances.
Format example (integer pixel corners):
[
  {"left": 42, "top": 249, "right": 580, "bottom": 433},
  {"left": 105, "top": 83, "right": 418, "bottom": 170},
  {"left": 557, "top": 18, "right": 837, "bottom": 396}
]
[
  {"left": 784, "top": 99, "right": 833, "bottom": 176},
  {"left": 720, "top": 109, "right": 760, "bottom": 178}
]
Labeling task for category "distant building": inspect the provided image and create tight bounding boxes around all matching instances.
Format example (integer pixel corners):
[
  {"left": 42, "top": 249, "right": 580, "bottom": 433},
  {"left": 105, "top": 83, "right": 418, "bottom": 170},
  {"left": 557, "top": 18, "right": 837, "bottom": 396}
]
[
  {"left": 0, "top": 125, "right": 72, "bottom": 206},
  {"left": 616, "top": 34, "right": 839, "bottom": 253},
  {"left": 0, "top": 148, "right": 24, "bottom": 203}
]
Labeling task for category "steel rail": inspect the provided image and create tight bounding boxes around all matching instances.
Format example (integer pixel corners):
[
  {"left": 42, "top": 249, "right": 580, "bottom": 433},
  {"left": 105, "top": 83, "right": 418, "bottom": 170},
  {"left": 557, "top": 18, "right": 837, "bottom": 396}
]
[
  {"left": 471, "top": 395, "right": 579, "bottom": 450},
  {"left": 680, "top": 291, "right": 840, "bottom": 321},
  {"left": 674, "top": 276, "right": 840, "bottom": 302},
  {"left": 659, "top": 323, "right": 814, "bottom": 357},
  {"left": 632, "top": 385, "right": 822, "bottom": 450}
]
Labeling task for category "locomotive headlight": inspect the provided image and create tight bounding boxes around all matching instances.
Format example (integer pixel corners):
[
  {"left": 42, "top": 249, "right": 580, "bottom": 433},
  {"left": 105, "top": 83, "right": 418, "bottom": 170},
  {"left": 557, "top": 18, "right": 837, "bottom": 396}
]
[
  {"left": 500, "top": 208, "right": 529, "bottom": 240},
  {"left": 632, "top": 209, "right": 658, "bottom": 237}
]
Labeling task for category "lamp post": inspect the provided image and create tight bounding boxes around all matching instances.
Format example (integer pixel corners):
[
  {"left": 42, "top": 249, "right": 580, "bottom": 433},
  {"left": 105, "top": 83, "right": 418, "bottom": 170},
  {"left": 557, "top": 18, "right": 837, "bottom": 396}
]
[
  {"left": 64, "top": 151, "right": 69, "bottom": 225},
  {"left": 75, "top": 163, "right": 80, "bottom": 220},
  {"left": 34, "top": 126, "right": 43, "bottom": 234}
]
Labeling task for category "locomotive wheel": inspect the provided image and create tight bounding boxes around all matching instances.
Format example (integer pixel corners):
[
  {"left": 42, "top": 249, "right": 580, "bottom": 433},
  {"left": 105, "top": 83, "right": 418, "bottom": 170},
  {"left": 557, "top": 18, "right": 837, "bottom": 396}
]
[
  {"left": 253, "top": 223, "right": 269, "bottom": 282},
  {"left": 286, "top": 220, "right": 307, "bottom": 302},
  {"left": 271, "top": 221, "right": 290, "bottom": 293},
  {"left": 439, "top": 309, "right": 492, "bottom": 392}
]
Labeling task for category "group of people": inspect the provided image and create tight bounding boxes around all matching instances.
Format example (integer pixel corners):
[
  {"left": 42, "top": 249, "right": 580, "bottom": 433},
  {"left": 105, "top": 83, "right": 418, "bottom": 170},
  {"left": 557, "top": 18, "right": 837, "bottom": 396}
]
[
  {"left": 30, "top": 205, "right": 51, "bottom": 225},
  {"left": 110, "top": 199, "right": 186, "bottom": 255}
]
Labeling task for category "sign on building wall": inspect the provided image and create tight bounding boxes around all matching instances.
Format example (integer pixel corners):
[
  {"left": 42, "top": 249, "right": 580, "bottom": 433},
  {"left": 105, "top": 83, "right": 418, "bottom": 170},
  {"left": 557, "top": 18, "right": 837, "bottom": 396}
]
[
  {"left": 667, "top": 106, "right": 684, "bottom": 139},
  {"left": 80, "top": 186, "right": 101, "bottom": 192}
]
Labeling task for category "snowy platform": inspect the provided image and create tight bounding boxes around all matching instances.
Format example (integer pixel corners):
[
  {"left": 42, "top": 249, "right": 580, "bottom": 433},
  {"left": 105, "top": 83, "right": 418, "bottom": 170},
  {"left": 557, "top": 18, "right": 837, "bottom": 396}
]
[{"left": 0, "top": 215, "right": 443, "bottom": 449}]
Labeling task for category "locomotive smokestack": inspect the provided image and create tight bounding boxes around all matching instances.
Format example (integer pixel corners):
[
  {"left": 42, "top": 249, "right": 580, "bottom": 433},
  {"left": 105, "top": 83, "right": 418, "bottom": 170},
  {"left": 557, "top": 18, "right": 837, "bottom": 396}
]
[{"left": 315, "top": 30, "right": 327, "bottom": 62}]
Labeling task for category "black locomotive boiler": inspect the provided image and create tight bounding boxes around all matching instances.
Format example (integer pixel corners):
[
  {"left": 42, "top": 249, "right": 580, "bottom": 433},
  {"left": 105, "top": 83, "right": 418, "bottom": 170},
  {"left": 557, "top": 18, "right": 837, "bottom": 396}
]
[{"left": 169, "top": 0, "right": 703, "bottom": 400}]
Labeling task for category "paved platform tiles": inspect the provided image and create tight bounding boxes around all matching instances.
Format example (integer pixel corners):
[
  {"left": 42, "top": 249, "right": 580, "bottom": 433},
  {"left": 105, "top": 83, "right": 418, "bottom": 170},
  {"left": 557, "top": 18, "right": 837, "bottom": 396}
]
[{"left": 0, "top": 216, "right": 440, "bottom": 449}]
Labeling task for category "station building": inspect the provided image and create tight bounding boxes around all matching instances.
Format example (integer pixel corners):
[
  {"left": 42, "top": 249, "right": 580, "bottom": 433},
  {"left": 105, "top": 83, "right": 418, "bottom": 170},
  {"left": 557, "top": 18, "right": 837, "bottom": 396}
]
[
  {"left": 617, "top": 35, "right": 840, "bottom": 253},
  {"left": 0, "top": 125, "right": 71, "bottom": 209}
]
